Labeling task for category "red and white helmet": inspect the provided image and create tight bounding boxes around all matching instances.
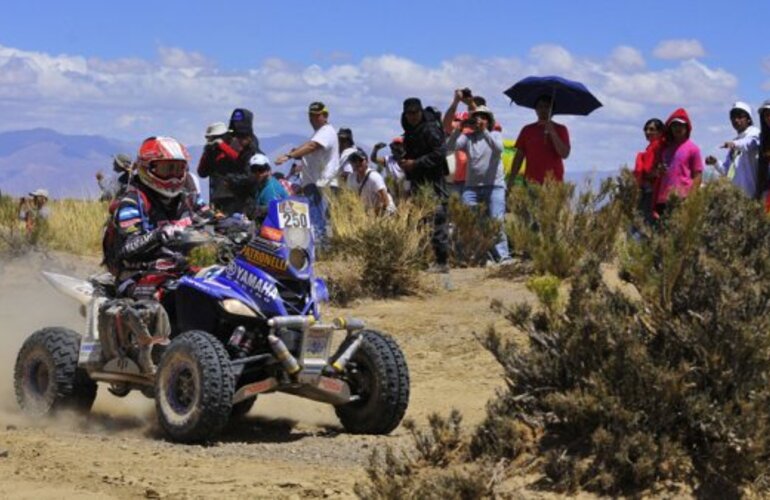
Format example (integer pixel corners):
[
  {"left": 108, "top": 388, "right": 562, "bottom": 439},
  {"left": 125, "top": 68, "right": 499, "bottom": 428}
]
[{"left": 136, "top": 136, "right": 191, "bottom": 197}]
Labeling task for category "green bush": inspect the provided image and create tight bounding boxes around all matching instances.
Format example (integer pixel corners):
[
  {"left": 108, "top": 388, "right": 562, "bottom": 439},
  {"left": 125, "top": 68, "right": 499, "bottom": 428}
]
[
  {"left": 506, "top": 175, "right": 632, "bottom": 278},
  {"left": 357, "top": 180, "right": 770, "bottom": 497},
  {"left": 472, "top": 183, "right": 770, "bottom": 496},
  {"left": 447, "top": 194, "right": 501, "bottom": 267}
]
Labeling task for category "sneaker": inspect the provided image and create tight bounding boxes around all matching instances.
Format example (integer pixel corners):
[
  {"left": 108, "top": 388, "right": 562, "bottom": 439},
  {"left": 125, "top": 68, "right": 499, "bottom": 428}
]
[{"left": 427, "top": 263, "right": 450, "bottom": 274}]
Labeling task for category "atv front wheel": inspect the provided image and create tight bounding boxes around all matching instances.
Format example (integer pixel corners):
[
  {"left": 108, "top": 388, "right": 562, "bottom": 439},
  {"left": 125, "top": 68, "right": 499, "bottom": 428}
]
[
  {"left": 14, "top": 327, "right": 97, "bottom": 417},
  {"left": 335, "top": 330, "right": 410, "bottom": 434},
  {"left": 155, "top": 330, "right": 234, "bottom": 443},
  {"left": 230, "top": 396, "right": 257, "bottom": 419}
]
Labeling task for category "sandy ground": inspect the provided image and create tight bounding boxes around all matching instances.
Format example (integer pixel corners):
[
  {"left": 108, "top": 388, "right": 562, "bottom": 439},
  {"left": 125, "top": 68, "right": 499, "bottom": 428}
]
[{"left": 0, "top": 252, "right": 536, "bottom": 499}]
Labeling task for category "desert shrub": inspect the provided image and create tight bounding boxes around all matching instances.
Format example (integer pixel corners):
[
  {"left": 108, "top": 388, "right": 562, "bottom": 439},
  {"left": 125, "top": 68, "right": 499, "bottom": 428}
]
[
  {"left": 471, "top": 183, "right": 770, "bottom": 495},
  {"left": 327, "top": 189, "right": 430, "bottom": 299},
  {"left": 355, "top": 412, "right": 497, "bottom": 500},
  {"left": 315, "top": 257, "right": 364, "bottom": 307},
  {"left": 525, "top": 274, "right": 561, "bottom": 314},
  {"left": 506, "top": 175, "right": 632, "bottom": 278},
  {"left": 357, "top": 178, "right": 770, "bottom": 496},
  {"left": 446, "top": 194, "right": 501, "bottom": 267}
]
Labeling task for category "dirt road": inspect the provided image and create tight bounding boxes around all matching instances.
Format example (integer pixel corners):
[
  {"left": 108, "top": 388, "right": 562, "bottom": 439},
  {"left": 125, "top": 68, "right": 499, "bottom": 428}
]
[{"left": 0, "top": 253, "right": 533, "bottom": 499}]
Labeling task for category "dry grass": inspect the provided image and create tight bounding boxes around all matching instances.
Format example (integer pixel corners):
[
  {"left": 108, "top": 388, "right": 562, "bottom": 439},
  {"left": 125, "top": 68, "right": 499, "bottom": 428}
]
[
  {"left": 45, "top": 199, "right": 108, "bottom": 255},
  {"left": 326, "top": 189, "right": 432, "bottom": 300}
]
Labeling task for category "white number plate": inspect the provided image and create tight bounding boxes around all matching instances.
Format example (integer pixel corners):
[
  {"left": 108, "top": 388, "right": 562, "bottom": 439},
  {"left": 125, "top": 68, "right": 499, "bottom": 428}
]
[{"left": 278, "top": 200, "right": 310, "bottom": 229}]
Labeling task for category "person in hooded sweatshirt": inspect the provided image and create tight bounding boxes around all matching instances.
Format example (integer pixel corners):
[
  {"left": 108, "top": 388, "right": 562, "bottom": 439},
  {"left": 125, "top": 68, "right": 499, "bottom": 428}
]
[
  {"left": 655, "top": 108, "right": 704, "bottom": 216},
  {"left": 705, "top": 101, "right": 761, "bottom": 199},
  {"left": 399, "top": 97, "right": 451, "bottom": 273},
  {"left": 757, "top": 99, "right": 770, "bottom": 210}
]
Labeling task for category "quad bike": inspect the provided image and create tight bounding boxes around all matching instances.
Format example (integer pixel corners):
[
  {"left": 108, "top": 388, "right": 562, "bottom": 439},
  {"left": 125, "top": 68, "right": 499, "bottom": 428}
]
[{"left": 14, "top": 197, "right": 410, "bottom": 443}]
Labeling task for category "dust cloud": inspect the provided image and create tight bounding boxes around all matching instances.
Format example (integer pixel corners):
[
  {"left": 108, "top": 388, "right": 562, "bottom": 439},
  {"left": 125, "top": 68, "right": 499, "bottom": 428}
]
[{"left": 0, "top": 252, "right": 154, "bottom": 433}]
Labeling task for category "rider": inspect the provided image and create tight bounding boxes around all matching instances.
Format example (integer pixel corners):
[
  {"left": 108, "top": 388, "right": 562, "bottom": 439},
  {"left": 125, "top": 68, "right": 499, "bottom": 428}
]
[{"left": 108, "top": 136, "right": 200, "bottom": 298}]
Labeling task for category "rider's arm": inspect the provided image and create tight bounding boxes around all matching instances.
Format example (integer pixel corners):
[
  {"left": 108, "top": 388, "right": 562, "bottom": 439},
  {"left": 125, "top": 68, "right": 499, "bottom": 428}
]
[{"left": 114, "top": 196, "right": 164, "bottom": 261}]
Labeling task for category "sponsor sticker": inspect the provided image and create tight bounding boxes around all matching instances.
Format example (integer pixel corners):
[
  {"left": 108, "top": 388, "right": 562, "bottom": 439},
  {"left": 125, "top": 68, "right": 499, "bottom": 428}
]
[
  {"left": 227, "top": 265, "right": 279, "bottom": 301},
  {"left": 304, "top": 331, "right": 331, "bottom": 356},
  {"left": 240, "top": 246, "right": 287, "bottom": 272}
]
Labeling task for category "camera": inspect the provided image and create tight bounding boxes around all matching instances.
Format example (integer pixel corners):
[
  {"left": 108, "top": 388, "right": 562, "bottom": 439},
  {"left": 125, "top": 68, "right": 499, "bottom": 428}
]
[{"left": 461, "top": 88, "right": 472, "bottom": 99}]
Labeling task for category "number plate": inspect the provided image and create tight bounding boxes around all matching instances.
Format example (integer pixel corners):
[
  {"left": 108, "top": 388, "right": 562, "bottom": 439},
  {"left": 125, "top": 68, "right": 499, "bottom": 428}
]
[{"left": 278, "top": 200, "right": 310, "bottom": 229}]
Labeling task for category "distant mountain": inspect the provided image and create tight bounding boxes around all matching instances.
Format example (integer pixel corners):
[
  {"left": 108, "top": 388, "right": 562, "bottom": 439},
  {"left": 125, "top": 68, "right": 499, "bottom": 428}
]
[
  {"left": 0, "top": 128, "right": 307, "bottom": 199},
  {"left": 0, "top": 128, "right": 619, "bottom": 199}
]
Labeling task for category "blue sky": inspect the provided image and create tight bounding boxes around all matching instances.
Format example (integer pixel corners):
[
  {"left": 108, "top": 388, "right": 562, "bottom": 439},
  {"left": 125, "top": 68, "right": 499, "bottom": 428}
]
[{"left": 0, "top": 0, "right": 768, "bottom": 171}]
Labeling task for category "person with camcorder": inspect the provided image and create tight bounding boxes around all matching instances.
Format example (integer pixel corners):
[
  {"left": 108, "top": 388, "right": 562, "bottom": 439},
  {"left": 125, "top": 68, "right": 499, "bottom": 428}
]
[{"left": 445, "top": 88, "right": 511, "bottom": 265}]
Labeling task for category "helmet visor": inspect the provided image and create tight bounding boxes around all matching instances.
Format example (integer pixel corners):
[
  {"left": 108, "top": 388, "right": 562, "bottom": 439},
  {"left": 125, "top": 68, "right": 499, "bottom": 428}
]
[{"left": 150, "top": 160, "right": 187, "bottom": 180}]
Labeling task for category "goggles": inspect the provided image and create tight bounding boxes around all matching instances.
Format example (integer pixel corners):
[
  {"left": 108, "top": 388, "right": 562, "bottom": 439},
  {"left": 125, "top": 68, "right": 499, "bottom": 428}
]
[{"left": 150, "top": 160, "right": 187, "bottom": 179}]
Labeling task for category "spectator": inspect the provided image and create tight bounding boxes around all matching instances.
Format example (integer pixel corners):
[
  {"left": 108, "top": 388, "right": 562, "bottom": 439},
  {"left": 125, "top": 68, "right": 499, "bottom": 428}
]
[
  {"left": 197, "top": 120, "right": 249, "bottom": 215},
  {"left": 338, "top": 128, "right": 357, "bottom": 184},
  {"left": 399, "top": 97, "right": 451, "bottom": 273},
  {"left": 248, "top": 153, "right": 288, "bottom": 221},
  {"left": 634, "top": 118, "right": 665, "bottom": 224},
  {"left": 287, "top": 162, "right": 303, "bottom": 193},
  {"left": 705, "top": 102, "right": 761, "bottom": 199},
  {"left": 22, "top": 188, "right": 50, "bottom": 238},
  {"left": 443, "top": 90, "right": 478, "bottom": 197},
  {"left": 446, "top": 98, "right": 511, "bottom": 264},
  {"left": 96, "top": 153, "right": 133, "bottom": 202},
  {"left": 276, "top": 102, "right": 339, "bottom": 245},
  {"left": 508, "top": 94, "right": 570, "bottom": 186},
  {"left": 759, "top": 100, "right": 770, "bottom": 210},
  {"left": 347, "top": 149, "right": 396, "bottom": 215},
  {"left": 656, "top": 108, "right": 703, "bottom": 216},
  {"left": 371, "top": 137, "right": 409, "bottom": 198}
]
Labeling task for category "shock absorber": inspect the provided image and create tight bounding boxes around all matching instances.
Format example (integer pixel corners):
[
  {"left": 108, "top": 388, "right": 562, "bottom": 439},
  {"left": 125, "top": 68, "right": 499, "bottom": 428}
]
[{"left": 267, "top": 334, "right": 301, "bottom": 375}]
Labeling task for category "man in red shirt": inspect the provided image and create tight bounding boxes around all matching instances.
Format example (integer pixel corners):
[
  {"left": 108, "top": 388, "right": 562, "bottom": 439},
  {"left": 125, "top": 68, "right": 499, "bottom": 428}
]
[{"left": 509, "top": 95, "right": 570, "bottom": 185}]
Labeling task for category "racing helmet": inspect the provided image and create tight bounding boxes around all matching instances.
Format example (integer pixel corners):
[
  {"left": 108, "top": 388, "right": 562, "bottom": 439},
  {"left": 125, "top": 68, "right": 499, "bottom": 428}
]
[{"left": 136, "top": 136, "right": 191, "bottom": 197}]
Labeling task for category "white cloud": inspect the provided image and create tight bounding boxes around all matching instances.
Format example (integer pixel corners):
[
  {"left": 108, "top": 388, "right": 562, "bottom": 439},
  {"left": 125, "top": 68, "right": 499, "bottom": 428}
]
[
  {"left": 157, "top": 46, "right": 214, "bottom": 69},
  {"left": 608, "top": 46, "right": 645, "bottom": 71},
  {"left": 653, "top": 39, "right": 706, "bottom": 60},
  {"left": 0, "top": 42, "right": 742, "bottom": 172}
]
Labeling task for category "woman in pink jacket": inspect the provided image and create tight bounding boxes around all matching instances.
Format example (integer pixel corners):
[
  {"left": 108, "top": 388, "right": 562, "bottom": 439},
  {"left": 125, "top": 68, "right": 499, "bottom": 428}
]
[{"left": 655, "top": 108, "right": 704, "bottom": 218}]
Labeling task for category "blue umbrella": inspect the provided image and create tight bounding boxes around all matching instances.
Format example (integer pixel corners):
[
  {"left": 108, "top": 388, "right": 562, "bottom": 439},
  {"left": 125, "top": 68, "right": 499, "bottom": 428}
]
[{"left": 503, "top": 75, "right": 602, "bottom": 116}]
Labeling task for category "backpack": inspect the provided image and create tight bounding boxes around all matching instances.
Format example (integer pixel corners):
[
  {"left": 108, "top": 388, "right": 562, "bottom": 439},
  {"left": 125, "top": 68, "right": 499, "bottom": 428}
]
[{"left": 102, "top": 188, "right": 151, "bottom": 276}]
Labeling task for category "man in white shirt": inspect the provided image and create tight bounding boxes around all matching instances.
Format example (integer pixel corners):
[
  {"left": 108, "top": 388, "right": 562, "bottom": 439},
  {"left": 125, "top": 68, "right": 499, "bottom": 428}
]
[
  {"left": 347, "top": 149, "right": 396, "bottom": 215},
  {"left": 338, "top": 128, "right": 357, "bottom": 185},
  {"left": 276, "top": 101, "right": 340, "bottom": 243}
]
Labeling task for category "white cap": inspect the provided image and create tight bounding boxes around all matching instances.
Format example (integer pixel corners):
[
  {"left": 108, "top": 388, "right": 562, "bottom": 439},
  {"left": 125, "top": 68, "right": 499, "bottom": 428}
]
[
  {"left": 248, "top": 153, "right": 271, "bottom": 170},
  {"left": 758, "top": 99, "right": 770, "bottom": 113},
  {"left": 730, "top": 101, "right": 752, "bottom": 118},
  {"left": 29, "top": 188, "right": 49, "bottom": 198},
  {"left": 205, "top": 121, "right": 229, "bottom": 139}
]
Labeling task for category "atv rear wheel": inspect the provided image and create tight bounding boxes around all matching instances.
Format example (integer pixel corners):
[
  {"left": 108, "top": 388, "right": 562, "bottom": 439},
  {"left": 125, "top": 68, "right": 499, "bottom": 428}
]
[
  {"left": 335, "top": 330, "right": 409, "bottom": 434},
  {"left": 155, "top": 330, "right": 234, "bottom": 443},
  {"left": 14, "top": 327, "right": 97, "bottom": 417}
]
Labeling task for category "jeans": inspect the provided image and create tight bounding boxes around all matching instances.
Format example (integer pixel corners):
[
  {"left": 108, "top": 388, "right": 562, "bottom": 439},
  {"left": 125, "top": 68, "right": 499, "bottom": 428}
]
[
  {"left": 301, "top": 184, "right": 328, "bottom": 246},
  {"left": 461, "top": 185, "right": 510, "bottom": 262}
]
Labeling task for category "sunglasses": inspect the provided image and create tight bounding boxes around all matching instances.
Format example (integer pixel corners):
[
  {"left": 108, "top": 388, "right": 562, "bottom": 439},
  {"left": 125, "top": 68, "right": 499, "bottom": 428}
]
[
  {"left": 644, "top": 127, "right": 659, "bottom": 132},
  {"left": 151, "top": 160, "right": 186, "bottom": 179}
]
